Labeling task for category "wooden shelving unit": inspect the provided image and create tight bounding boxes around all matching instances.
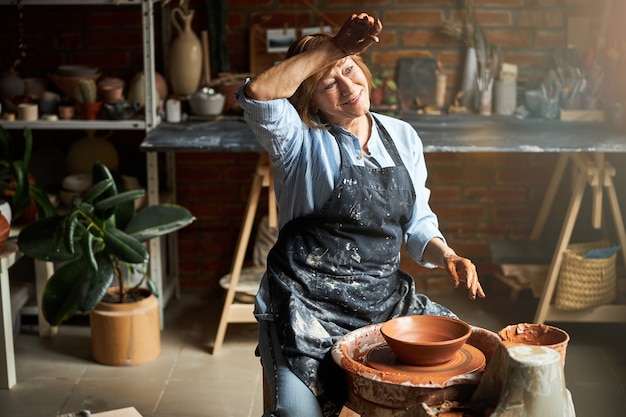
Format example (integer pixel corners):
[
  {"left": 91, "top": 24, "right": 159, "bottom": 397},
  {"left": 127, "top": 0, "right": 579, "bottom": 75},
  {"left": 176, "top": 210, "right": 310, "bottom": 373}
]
[{"left": 0, "top": 0, "right": 175, "bottom": 333}]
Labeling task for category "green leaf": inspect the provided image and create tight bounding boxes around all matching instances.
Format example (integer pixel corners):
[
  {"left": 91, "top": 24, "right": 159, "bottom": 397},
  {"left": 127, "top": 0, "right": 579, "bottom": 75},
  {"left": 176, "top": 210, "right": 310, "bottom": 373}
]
[
  {"left": 125, "top": 204, "right": 195, "bottom": 242},
  {"left": 109, "top": 171, "right": 137, "bottom": 230},
  {"left": 41, "top": 260, "right": 89, "bottom": 326},
  {"left": 82, "top": 229, "right": 97, "bottom": 272},
  {"left": 10, "top": 159, "right": 30, "bottom": 215},
  {"left": 78, "top": 253, "right": 115, "bottom": 312},
  {"left": 146, "top": 276, "right": 159, "bottom": 298},
  {"left": 30, "top": 184, "right": 56, "bottom": 218},
  {"left": 22, "top": 127, "right": 32, "bottom": 168},
  {"left": 94, "top": 189, "right": 145, "bottom": 212},
  {"left": 63, "top": 211, "right": 79, "bottom": 255},
  {"left": 82, "top": 178, "right": 114, "bottom": 203},
  {"left": 18, "top": 216, "right": 83, "bottom": 262},
  {"left": 103, "top": 228, "right": 148, "bottom": 264},
  {"left": 91, "top": 162, "right": 118, "bottom": 220}
]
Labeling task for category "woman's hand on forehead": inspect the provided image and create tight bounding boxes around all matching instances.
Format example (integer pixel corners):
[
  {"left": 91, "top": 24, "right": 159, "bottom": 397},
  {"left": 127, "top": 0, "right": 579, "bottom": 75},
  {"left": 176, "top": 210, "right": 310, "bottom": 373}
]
[{"left": 331, "top": 13, "right": 383, "bottom": 56}]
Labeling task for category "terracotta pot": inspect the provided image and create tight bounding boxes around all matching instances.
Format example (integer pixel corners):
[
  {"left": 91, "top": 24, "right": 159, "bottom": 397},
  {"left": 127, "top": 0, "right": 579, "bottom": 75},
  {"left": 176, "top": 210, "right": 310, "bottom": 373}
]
[
  {"left": 90, "top": 287, "right": 160, "bottom": 366},
  {"left": 97, "top": 77, "right": 125, "bottom": 102},
  {"left": 0, "top": 202, "right": 10, "bottom": 253},
  {"left": 498, "top": 323, "right": 570, "bottom": 367},
  {"left": 58, "top": 105, "right": 75, "bottom": 120},
  {"left": 78, "top": 101, "right": 102, "bottom": 120},
  {"left": 168, "top": 7, "right": 202, "bottom": 97},
  {"left": 12, "top": 198, "right": 36, "bottom": 225},
  {"left": 0, "top": 200, "right": 12, "bottom": 225}
]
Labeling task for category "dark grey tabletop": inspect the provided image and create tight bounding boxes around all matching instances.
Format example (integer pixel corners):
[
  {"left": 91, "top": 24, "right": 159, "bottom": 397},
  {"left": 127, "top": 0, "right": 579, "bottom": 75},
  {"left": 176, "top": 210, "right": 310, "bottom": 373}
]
[{"left": 140, "top": 113, "right": 626, "bottom": 153}]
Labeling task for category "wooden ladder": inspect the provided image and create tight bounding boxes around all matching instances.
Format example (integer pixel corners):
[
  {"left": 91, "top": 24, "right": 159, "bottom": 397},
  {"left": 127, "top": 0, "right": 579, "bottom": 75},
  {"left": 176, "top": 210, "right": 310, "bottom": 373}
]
[{"left": 213, "top": 153, "right": 276, "bottom": 354}]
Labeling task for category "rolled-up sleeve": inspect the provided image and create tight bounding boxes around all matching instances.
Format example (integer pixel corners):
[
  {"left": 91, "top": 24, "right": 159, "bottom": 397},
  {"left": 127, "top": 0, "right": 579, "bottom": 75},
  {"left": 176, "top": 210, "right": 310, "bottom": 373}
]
[{"left": 392, "top": 119, "right": 445, "bottom": 268}]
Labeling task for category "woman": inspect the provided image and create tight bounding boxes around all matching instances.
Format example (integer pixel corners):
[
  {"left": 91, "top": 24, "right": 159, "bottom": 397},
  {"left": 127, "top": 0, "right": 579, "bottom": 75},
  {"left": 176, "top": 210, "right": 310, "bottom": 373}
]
[{"left": 236, "top": 13, "right": 485, "bottom": 417}]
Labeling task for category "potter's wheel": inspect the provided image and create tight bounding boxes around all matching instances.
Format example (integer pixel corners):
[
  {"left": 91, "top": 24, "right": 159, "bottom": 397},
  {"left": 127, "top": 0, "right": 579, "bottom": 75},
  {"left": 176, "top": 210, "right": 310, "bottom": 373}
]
[
  {"left": 332, "top": 323, "right": 501, "bottom": 409},
  {"left": 365, "top": 343, "right": 486, "bottom": 385}
]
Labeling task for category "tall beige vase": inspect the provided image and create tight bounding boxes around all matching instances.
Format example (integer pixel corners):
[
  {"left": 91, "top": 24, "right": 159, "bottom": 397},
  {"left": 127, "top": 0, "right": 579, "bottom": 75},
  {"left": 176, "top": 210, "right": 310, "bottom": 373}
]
[{"left": 168, "top": 7, "right": 202, "bottom": 97}]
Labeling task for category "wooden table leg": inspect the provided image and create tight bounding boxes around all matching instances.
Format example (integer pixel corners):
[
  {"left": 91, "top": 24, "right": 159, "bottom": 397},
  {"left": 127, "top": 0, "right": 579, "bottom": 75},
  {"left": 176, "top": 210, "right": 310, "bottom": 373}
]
[
  {"left": 0, "top": 243, "right": 18, "bottom": 389},
  {"left": 33, "top": 260, "right": 57, "bottom": 338}
]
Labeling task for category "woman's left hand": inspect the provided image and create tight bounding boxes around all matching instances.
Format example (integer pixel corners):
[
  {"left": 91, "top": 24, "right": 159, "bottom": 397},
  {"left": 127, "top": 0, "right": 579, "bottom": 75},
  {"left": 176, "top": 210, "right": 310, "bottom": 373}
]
[{"left": 444, "top": 255, "right": 485, "bottom": 300}]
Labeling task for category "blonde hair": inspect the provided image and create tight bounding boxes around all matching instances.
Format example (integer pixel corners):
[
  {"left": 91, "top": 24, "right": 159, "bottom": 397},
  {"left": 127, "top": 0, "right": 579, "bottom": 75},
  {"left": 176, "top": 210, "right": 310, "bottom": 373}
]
[{"left": 286, "top": 33, "right": 373, "bottom": 129}]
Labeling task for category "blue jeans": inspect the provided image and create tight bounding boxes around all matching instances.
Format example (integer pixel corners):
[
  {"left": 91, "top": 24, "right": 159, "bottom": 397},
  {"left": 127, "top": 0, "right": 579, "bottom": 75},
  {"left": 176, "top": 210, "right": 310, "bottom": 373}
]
[{"left": 258, "top": 320, "right": 324, "bottom": 417}]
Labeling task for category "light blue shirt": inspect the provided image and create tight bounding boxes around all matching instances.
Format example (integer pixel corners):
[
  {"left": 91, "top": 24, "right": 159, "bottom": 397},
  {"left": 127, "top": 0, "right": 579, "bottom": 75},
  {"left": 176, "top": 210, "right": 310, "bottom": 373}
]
[{"left": 236, "top": 81, "right": 443, "bottom": 268}]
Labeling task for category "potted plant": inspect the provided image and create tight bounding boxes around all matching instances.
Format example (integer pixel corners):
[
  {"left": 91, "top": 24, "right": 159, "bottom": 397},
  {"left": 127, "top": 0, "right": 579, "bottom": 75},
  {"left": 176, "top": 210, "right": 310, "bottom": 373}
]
[
  {"left": 370, "top": 70, "right": 399, "bottom": 109},
  {"left": 75, "top": 78, "right": 102, "bottom": 120},
  {"left": 17, "top": 161, "right": 195, "bottom": 365},
  {"left": 0, "top": 126, "right": 55, "bottom": 250}
]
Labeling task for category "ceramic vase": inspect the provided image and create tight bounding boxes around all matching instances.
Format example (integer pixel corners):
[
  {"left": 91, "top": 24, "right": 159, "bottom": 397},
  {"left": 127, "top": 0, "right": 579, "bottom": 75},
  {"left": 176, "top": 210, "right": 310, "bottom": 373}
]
[
  {"left": 460, "top": 47, "right": 478, "bottom": 110},
  {"left": 66, "top": 131, "right": 119, "bottom": 174},
  {"left": 168, "top": 7, "right": 202, "bottom": 97}
]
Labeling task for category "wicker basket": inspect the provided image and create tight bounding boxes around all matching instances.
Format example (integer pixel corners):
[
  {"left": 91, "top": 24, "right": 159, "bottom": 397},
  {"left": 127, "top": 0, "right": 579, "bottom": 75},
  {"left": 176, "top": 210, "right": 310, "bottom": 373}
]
[{"left": 555, "top": 240, "right": 617, "bottom": 310}]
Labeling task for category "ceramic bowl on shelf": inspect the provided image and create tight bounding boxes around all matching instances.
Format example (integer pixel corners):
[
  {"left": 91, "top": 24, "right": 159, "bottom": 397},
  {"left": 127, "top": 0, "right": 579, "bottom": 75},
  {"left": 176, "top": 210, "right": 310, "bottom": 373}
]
[
  {"left": 49, "top": 72, "right": 101, "bottom": 97},
  {"left": 56, "top": 65, "right": 99, "bottom": 77},
  {"left": 380, "top": 315, "right": 472, "bottom": 366}
]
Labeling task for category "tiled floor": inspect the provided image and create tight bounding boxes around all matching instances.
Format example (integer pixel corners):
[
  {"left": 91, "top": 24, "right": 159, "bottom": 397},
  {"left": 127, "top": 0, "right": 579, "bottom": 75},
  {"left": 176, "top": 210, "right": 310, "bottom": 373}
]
[{"left": 1, "top": 276, "right": 625, "bottom": 417}]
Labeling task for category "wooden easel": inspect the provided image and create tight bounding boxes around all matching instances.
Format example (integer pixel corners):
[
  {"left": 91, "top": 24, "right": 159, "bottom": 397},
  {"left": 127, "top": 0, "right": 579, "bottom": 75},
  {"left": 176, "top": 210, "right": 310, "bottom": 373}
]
[
  {"left": 213, "top": 153, "right": 276, "bottom": 355},
  {"left": 533, "top": 152, "right": 626, "bottom": 324}
]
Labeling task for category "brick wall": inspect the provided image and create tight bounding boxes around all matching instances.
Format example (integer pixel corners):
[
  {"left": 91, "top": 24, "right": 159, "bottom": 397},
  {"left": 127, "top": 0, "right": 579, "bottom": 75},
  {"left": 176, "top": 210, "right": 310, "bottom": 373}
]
[{"left": 1, "top": 0, "right": 625, "bottom": 293}]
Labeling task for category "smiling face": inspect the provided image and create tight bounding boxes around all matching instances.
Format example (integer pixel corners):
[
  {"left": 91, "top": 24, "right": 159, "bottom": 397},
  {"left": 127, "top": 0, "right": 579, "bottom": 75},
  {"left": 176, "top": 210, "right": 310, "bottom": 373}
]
[{"left": 311, "top": 57, "right": 371, "bottom": 129}]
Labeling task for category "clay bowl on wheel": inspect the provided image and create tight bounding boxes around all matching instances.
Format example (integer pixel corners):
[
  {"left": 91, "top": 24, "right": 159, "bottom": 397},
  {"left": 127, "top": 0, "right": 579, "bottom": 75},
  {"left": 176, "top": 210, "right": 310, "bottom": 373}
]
[{"left": 380, "top": 315, "right": 472, "bottom": 366}]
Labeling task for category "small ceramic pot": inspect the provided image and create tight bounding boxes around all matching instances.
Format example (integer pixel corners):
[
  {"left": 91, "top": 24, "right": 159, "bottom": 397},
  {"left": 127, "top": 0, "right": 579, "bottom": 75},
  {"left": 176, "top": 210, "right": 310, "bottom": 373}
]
[
  {"left": 17, "top": 103, "right": 38, "bottom": 121},
  {"left": 58, "top": 105, "right": 75, "bottom": 120},
  {"left": 98, "top": 77, "right": 125, "bottom": 102}
]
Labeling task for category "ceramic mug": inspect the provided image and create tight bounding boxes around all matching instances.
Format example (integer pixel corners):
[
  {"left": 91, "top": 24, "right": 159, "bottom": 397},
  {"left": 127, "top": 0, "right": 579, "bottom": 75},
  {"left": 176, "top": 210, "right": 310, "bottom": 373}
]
[{"left": 17, "top": 103, "right": 38, "bottom": 121}]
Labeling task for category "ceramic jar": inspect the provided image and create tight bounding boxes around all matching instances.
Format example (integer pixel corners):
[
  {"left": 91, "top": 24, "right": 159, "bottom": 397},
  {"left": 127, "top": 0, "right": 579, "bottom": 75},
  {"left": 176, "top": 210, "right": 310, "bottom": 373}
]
[
  {"left": 494, "top": 80, "right": 517, "bottom": 115},
  {"left": 66, "top": 131, "right": 119, "bottom": 174},
  {"left": 128, "top": 72, "right": 161, "bottom": 112},
  {"left": 0, "top": 73, "right": 25, "bottom": 100},
  {"left": 168, "top": 7, "right": 202, "bottom": 97},
  {"left": 188, "top": 88, "right": 225, "bottom": 116}
]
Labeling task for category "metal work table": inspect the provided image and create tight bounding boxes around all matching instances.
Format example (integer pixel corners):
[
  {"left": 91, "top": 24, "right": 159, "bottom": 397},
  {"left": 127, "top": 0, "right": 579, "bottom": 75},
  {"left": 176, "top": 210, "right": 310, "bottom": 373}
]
[
  {"left": 140, "top": 113, "right": 626, "bottom": 351},
  {"left": 141, "top": 113, "right": 626, "bottom": 153}
]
